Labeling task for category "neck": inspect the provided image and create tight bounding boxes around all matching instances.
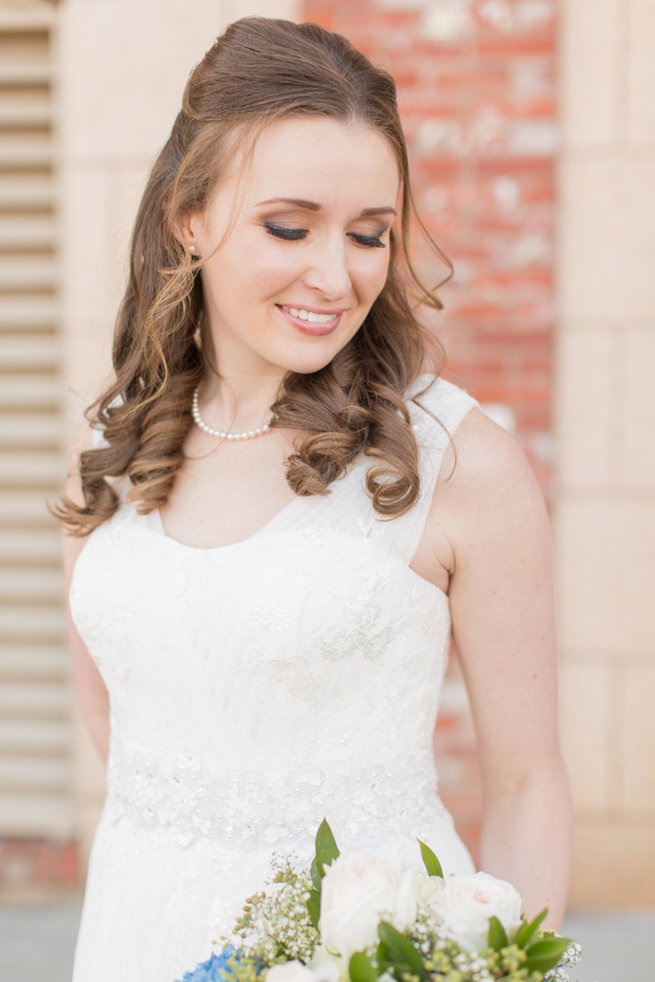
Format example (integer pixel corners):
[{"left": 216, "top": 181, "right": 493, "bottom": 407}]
[
  {"left": 197, "top": 368, "right": 284, "bottom": 432},
  {"left": 199, "top": 322, "right": 286, "bottom": 427}
]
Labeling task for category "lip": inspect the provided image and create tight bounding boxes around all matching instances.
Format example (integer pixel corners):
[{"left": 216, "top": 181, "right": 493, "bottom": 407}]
[{"left": 276, "top": 303, "right": 344, "bottom": 337}]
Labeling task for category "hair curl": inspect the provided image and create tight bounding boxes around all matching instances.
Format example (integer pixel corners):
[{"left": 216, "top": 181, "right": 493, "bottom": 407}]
[{"left": 55, "top": 17, "right": 449, "bottom": 535}]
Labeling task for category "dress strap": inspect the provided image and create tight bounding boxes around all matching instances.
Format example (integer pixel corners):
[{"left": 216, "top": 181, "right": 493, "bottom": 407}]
[{"left": 368, "top": 375, "right": 478, "bottom": 564}]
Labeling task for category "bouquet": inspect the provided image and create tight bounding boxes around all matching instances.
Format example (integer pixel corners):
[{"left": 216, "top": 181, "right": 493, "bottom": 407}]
[{"left": 177, "top": 820, "right": 581, "bottom": 982}]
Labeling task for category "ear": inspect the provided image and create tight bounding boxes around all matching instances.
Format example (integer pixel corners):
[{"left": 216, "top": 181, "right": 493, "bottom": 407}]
[{"left": 174, "top": 208, "right": 204, "bottom": 258}]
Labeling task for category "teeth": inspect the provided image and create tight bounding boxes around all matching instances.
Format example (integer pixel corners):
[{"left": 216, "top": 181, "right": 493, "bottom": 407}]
[{"left": 283, "top": 306, "right": 337, "bottom": 324}]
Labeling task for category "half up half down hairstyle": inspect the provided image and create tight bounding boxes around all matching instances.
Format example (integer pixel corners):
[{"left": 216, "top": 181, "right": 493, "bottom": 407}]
[{"left": 55, "top": 17, "right": 450, "bottom": 535}]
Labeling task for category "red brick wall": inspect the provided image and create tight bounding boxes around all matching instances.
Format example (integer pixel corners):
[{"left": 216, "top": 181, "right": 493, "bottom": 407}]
[
  {"left": 303, "top": 0, "right": 558, "bottom": 863},
  {"left": 0, "top": 839, "right": 80, "bottom": 898}
]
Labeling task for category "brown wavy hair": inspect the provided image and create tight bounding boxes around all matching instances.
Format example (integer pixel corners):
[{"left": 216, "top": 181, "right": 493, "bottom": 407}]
[{"left": 55, "top": 17, "right": 450, "bottom": 535}]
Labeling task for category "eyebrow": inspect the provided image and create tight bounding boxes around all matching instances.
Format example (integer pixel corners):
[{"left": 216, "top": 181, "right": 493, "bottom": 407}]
[{"left": 256, "top": 197, "right": 397, "bottom": 217}]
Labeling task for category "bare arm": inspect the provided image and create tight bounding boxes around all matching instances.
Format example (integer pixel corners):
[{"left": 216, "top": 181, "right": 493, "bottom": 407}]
[
  {"left": 428, "top": 409, "right": 572, "bottom": 926},
  {"left": 61, "top": 422, "right": 110, "bottom": 763}
]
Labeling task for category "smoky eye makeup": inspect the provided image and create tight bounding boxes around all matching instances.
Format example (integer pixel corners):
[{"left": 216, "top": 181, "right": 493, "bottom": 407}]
[
  {"left": 349, "top": 230, "right": 386, "bottom": 248},
  {"left": 263, "top": 221, "right": 389, "bottom": 248},
  {"left": 263, "top": 222, "right": 308, "bottom": 241}
]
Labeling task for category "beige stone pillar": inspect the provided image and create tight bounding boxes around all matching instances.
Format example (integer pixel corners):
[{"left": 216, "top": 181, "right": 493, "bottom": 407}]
[
  {"left": 556, "top": 0, "right": 655, "bottom": 907},
  {"left": 56, "top": 0, "right": 300, "bottom": 863}
]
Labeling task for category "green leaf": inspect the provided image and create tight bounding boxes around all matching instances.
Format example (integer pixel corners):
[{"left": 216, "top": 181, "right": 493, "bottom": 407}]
[
  {"left": 306, "top": 888, "right": 320, "bottom": 930},
  {"left": 487, "top": 916, "right": 509, "bottom": 951},
  {"left": 309, "top": 857, "right": 321, "bottom": 892},
  {"left": 377, "top": 922, "right": 426, "bottom": 981},
  {"left": 310, "top": 819, "right": 340, "bottom": 889},
  {"left": 417, "top": 839, "right": 443, "bottom": 878},
  {"left": 514, "top": 908, "right": 548, "bottom": 950},
  {"left": 349, "top": 951, "right": 379, "bottom": 982},
  {"left": 524, "top": 937, "right": 572, "bottom": 973}
]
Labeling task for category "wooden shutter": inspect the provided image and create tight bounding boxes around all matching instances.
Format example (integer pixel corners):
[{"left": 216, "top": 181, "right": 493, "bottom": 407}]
[{"left": 0, "top": 2, "right": 73, "bottom": 838}]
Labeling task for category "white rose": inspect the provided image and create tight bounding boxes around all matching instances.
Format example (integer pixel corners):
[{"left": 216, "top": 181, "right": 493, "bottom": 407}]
[
  {"left": 266, "top": 962, "right": 321, "bottom": 982},
  {"left": 319, "top": 852, "right": 418, "bottom": 960},
  {"left": 422, "top": 871, "right": 522, "bottom": 952},
  {"left": 309, "top": 944, "right": 345, "bottom": 982}
]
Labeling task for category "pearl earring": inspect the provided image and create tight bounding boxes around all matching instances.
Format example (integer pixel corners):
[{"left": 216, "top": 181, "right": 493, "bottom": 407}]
[{"left": 189, "top": 245, "right": 196, "bottom": 254}]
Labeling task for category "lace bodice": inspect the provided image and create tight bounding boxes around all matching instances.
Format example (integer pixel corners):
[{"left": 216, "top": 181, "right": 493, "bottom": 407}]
[{"left": 70, "top": 376, "right": 478, "bottom": 982}]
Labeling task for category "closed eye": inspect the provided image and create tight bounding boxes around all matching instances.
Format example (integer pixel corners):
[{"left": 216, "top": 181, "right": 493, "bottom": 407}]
[
  {"left": 348, "top": 231, "right": 386, "bottom": 249},
  {"left": 264, "top": 223, "right": 307, "bottom": 241},
  {"left": 264, "top": 222, "right": 386, "bottom": 249}
]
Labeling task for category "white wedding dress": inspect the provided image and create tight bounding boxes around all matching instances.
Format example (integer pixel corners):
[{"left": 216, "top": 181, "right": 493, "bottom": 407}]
[{"left": 70, "top": 376, "right": 477, "bottom": 982}]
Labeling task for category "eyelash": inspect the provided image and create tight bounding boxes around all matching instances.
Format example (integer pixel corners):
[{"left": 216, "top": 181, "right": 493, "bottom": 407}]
[{"left": 264, "top": 223, "right": 386, "bottom": 249}]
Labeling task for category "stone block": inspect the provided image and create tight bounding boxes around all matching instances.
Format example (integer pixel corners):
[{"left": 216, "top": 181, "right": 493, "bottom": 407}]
[
  {"left": 555, "top": 498, "right": 655, "bottom": 654},
  {"left": 560, "top": 0, "right": 623, "bottom": 148},
  {"left": 105, "top": 160, "right": 153, "bottom": 299},
  {"left": 63, "top": 315, "right": 114, "bottom": 411},
  {"left": 628, "top": 0, "right": 655, "bottom": 143},
  {"left": 222, "top": 0, "right": 299, "bottom": 19},
  {"left": 570, "top": 821, "right": 655, "bottom": 907},
  {"left": 555, "top": 329, "right": 614, "bottom": 488},
  {"left": 59, "top": 165, "right": 116, "bottom": 323},
  {"left": 558, "top": 155, "right": 655, "bottom": 321},
  {"left": 618, "top": 330, "right": 655, "bottom": 488},
  {"left": 58, "top": 0, "right": 226, "bottom": 160},
  {"left": 559, "top": 662, "right": 612, "bottom": 812},
  {"left": 620, "top": 667, "right": 655, "bottom": 811}
]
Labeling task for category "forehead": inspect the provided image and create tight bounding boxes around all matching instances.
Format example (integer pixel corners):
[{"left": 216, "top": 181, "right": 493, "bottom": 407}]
[{"left": 229, "top": 116, "right": 400, "bottom": 208}]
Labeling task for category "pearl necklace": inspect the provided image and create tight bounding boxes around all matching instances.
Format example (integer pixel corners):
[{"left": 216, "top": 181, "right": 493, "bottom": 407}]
[{"left": 191, "top": 387, "right": 273, "bottom": 442}]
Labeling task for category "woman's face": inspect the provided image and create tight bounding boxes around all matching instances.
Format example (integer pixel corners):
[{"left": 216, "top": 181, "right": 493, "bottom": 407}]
[{"left": 185, "top": 116, "right": 401, "bottom": 380}]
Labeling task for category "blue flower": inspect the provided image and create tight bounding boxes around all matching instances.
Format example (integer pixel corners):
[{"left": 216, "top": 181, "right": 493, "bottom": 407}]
[{"left": 175, "top": 944, "right": 253, "bottom": 982}]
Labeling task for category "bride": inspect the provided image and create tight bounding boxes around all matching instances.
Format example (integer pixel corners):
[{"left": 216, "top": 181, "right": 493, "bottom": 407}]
[{"left": 56, "top": 17, "right": 571, "bottom": 982}]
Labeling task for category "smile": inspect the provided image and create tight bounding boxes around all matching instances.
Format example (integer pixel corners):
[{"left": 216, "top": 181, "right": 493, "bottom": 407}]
[
  {"left": 281, "top": 305, "right": 340, "bottom": 324},
  {"left": 276, "top": 304, "right": 343, "bottom": 337}
]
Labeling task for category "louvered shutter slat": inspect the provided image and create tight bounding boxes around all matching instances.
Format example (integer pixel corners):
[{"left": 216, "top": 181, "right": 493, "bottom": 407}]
[
  {"left": 0, "top": 59, "right": 50, "bottom": 86},
  {"left": 0, "top": 529, "right": 62, "bottom": 563},
  {"left": 0, "top": 451, "right": 64, "bottom": 483},
  {"left": 0, "top": 256, "right": 57, "bottom": 288},
  {"left": 0, "top": 15, "right": 73, "bottom": 839},
  {"left": 0, "top": 645, "right": 68, "bottom": 677},
  {"left": 0, "top": 796, "right": 73, "bottom": 839},
  {"left": 0, "top": 414, "right": 62, "bottom": 444},
  {"left": 0, "top": 757, "right": 71, "bottom": 789},
  {"left": 0, "top": 175, "right": 54, "bottom": 208},
  {"left": 0, "top": 93, "right": 51, "bottom": 128},
  {"left": 0, "top": 681, "right": 70, "bottom": 716},
  {"left": 0, "top": 718, "right": 70, "bottom": 753},
  {"left": 0, "top": 339, "right": 60, "bottom": 370},
  {"left": 0, "top": 491, "right": 57, "bottom": 523},
  {"left": 0, "top": 377, "right": 61, "bottom": 407},
  {"left": 0, "top": 607, "right": 66, "bottom": 640},
  {"left": 0, "top": 215, "right": 55, "bottom": 248},
  {"left": 0, "top": 569, "right": 63, "bottom": 602},
  {"left": 0, "top": 296, "right": 58, "bottom": 331}
]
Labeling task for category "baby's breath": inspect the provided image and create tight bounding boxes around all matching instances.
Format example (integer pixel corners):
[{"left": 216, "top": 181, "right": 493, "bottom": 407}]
[{"left": 231, "top": 856, "right": 319, "bottom": 965}]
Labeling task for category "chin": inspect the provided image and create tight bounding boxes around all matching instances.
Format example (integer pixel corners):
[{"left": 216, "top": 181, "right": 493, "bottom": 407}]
[
  {"left": 272, "top": 349, "right": 344, "bottom": 377},
  {"left": 286, "top": 361, "right": 332, "bottom": 376}
]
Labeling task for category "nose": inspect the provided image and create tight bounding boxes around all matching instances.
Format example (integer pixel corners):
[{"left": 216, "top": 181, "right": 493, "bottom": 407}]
[{"left": 302, "top": 234, "right": 352, "bottom": 301}]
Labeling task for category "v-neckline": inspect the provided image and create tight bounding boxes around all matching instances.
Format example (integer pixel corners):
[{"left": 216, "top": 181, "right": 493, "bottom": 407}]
[{"left": 152, "top": 491, "right": 307, "bottom": 552}]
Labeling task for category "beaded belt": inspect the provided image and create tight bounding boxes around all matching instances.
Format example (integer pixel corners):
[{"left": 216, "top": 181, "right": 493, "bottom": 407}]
[{"left": 105, "top": 747, "right": 445, "bottom": 849}]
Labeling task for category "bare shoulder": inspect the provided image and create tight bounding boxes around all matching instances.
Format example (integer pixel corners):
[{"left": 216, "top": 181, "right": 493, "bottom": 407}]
[
  {"left": 441, "top": 404, "right": 551, "bottom": 577},
  {"left": 439, "top": 406, "right": 544, "bottom": 505},
  {"left": 413, "top": 406, "right": 549, "bottom": 590}
]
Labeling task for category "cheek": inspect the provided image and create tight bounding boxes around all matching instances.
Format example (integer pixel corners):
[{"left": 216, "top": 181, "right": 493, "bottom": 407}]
[
  {"left": 247, "top": 245, "right": 301, "bottom": 293},
  {"left": 359, "top": 254, "right": 391, "bottom": 302}
]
